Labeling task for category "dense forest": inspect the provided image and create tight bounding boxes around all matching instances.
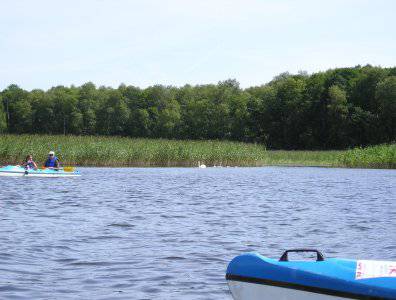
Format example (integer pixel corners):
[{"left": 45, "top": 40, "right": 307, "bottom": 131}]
[{"left": 0, "top": 65, "right": 395, "bottom": 150}]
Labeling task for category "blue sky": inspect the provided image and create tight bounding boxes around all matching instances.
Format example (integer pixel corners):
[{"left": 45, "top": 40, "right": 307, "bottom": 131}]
[{"left": 1, "top": 0, "right": 395, "bottom": 90}]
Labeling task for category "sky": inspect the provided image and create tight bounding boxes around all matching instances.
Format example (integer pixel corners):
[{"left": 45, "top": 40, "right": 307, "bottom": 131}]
[{"left": 0, "top": 0, "right": 395, "bottom": 90}]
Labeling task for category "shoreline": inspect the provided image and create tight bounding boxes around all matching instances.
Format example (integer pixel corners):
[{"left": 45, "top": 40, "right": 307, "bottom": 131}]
[
  {"left": 2, "top": 164, "right": 392, "bottom": 171},
  {"left": 1, "top": 160, "right": 393, "bottom": 170}
]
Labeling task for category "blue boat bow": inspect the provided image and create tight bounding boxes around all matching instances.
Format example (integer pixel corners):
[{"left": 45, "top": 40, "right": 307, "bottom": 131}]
[{"left": 226, "top": 249, "right": 396, "bottom": 300}]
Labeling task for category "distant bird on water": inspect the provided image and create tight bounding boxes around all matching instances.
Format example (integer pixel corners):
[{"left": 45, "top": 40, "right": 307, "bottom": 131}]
[{"left": 198, "top": 161, "right": 206, "bottom": 168}]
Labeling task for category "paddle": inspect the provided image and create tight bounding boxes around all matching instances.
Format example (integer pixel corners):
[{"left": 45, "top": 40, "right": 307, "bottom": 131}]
[
  {"left": 41, "top": 166, "right": 75, "bottom": 172},
  {"left": 63, "top": 167, "right": 75, "bottom": 172}
]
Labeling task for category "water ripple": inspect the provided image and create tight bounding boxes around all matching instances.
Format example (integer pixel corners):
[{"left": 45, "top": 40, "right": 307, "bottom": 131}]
[{"left": 0, "top": 167, "right": 395, "bottom": 299}]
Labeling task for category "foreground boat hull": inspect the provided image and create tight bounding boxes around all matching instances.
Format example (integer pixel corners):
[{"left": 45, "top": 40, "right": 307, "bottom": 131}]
[
  {"left": 226, "top": 250, "right": 396, "bottom": 300},
  {"left": 228, "top": 280, "right": 347, "bottom": 300}
]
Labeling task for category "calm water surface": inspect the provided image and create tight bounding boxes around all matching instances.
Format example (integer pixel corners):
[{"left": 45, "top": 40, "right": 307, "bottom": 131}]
[{"left": 0, "top": 167, "right": 395, "bottom": 299}]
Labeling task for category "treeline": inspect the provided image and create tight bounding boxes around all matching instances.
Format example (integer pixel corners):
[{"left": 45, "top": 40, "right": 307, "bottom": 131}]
[{"left": 0, "top": 65, "right": 395, "bottom": 149}]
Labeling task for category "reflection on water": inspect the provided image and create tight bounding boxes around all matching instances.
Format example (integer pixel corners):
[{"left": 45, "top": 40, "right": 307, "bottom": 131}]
[{"left": 0, "top": 167, "right": 395, "bottom": 299}]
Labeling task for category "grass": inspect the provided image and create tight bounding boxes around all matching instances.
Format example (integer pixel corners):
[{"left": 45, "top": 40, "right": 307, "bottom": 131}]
[
  {"left": 339, "top": 144, "right": 396, "bottom": 169},
  {"left": 0, "top": 135, "right": 394, "bottom": 169},
  {"left": 0, "top": 135, "right": 267, "bottom": 167},
  {"left": 263, "top": 150, "right": 343, "bottom": 167}
]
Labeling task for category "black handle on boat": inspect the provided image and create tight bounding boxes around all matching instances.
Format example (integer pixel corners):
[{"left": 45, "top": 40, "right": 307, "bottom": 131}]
[{"left": 279, "top": 249, "right": 325, "bottom": 262}]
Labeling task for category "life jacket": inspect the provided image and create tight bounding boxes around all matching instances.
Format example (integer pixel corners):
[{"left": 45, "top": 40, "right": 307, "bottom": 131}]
[
  {"left": 45, "top": 156, "right": 58, "bottom": 167},
  {"left": 26, "top": 160, "right": 35, "bottom": 169}
]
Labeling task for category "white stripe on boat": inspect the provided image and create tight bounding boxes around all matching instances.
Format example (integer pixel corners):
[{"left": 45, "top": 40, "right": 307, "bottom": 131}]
[{"left": 228, "top": 280, "right": 348, "bottom": 300}]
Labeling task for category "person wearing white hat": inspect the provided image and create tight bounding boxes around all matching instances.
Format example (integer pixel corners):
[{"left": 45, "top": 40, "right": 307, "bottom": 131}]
[{"left": 44, "top": 151, "right": 61, "bottom": 169}]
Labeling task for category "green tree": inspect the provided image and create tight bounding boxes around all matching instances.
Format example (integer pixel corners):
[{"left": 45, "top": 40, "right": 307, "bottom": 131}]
[
  {"left": 141, "top": 85, "right": 180, "bottom": 138},
  {"left": 78, "top": 82, "right": 99, "bottom": 134},
  {"left": 351, "top": 66, "right": 388, "bottom": 112},
  {"left": 228, "top": 91, "right": 250, "bottom": 140},
  {"left": 118, "top": 84, "right": 143, "bottom": 136},
  {"left": 96, "top": 89, "right": 130, "bottom": 135},
  {"left": 246, "top": 85, "right": 277, "bottom": 144},
  {"left": 156, "top": 99, "right": 181, "bottom": 138},
  {"left": 211, "top": 79, "right": 242, "bottom": 139},
  {"left": 29, "top": 89, "right": 54, "bottom": 133},
  {"left": 376, "top": 76, "right": 396, "bottom": 142},
  {"left": 303, "top": 72, "right": 327, "bottom": 148},
  {"left": 327, "top": 85, "right": 349, "bottom": 148},
  {"left": 182, "top": 98, "right": 212, "bottom": 139},
  {"left": 0, "top": 96, "right": 7, "bottom": 133},
  {"left": 270, "top": 76, "right": 307, "bottom": 149},
  {"left": 1, "top": 65, "right": 395, "bottom": 149},
  {"left": 1, "top": 84, "right": 31, "bottom": 133},
  {"left": 47, "top": 86, "right": 83, "bottom": 134},
  {"left": 129, "top": 108, "right": 151, "bottom": 137},
  {"left": 348, "top": 106, "right": 378, "bottom": 147}
]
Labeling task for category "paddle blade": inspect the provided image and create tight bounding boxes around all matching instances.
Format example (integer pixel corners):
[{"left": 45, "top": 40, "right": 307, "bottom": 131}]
[{"left": 63, "top": 167, "right": 75, "bottom": 172}]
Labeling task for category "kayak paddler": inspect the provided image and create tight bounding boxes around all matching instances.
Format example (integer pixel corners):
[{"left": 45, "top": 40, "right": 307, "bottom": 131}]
[
  {"left": 44, "top": 151, "right": 61, "bottom": 169},
  {"left": 22, "top": 154, "right": 38, "bottom": 170}
]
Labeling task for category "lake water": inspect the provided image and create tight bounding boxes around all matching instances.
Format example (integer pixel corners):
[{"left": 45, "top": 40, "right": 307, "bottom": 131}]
[{"left": 0, "top": 167, "right": 395, "bottom": 299}]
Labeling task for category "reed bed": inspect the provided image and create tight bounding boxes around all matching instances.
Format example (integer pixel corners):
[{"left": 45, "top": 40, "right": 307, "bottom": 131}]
[
  {"left": 339, "top": 144, "right": 396, "bottom": 169},
  {"left": 0, "top": 135, "right": 267, "bottom": 167},
  {"left": 263, "top": 150, "right": 343, "bottom": 167},
  {"left": 0, "top": 135, "right": 394, "bottom": 168}
]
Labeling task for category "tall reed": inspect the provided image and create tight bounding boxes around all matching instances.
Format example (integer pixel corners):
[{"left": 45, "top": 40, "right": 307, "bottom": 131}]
[
  {"left": 1, "top": 135, "right": 394, "bottom": 168},
  {"left": 0, "top": 135, "right": 267, "bottom": 167},
  {"left": 339, "top": 144, "right": 396, "bottom": 169}
]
